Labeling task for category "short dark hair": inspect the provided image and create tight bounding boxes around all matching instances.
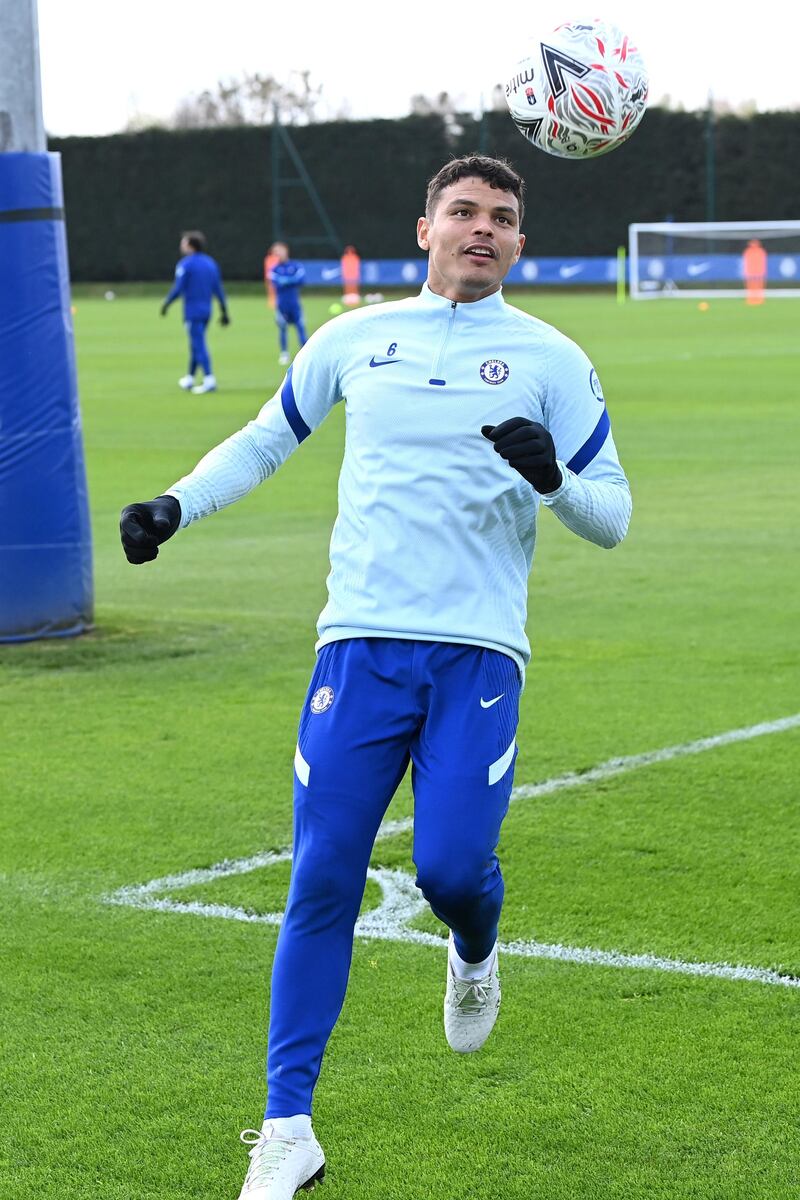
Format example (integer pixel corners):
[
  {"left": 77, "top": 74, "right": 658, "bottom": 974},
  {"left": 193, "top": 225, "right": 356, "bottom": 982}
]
[
  {"left": 425, "top": 155, "right": 525, "bottom": 225},
  {"left": 182, "top": 230, "right": 206, "bottom": 252}
]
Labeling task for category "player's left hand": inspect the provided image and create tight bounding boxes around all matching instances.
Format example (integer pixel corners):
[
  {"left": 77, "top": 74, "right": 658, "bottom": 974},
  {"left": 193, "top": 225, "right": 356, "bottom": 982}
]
[
  {"left": 219, "top": 311, "right": 231, "bottom": 327},
  {"left": 481, "top": 418, "right": 563, "bottom": 494},
  {"left": 159, "top": 303, "right": 168, "bottom": 317}
]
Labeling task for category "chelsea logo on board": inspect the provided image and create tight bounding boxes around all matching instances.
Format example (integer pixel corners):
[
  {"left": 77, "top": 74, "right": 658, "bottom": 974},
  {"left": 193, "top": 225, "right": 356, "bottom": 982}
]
[
  {"left": 479, "top": 359, "right": 510, "bottom": 385},
  {"left": 310, "top": 686, "right": 335, "bottom": 714}
]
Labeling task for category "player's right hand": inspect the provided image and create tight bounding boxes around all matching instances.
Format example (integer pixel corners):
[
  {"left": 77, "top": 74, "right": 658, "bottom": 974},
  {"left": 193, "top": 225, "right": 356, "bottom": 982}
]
[
  {"left": 219, "top": 310, "right": 231, "bottom": 327},
  {"left": 159, "top": 303, "right": 168, "bottom": 317},
  {"left": 120, "top": 495, "right": 182, "bottom": 564}
]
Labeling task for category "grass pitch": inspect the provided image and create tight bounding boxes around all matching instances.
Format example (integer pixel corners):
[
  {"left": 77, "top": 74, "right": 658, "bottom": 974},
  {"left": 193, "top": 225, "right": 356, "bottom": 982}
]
[{"left": 1, "top": 287, "right": 799, "bottom": 1199}]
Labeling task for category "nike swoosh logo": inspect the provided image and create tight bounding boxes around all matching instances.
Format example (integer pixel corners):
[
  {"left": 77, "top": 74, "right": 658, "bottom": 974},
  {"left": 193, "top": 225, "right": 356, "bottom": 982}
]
[
  {"left": 480, "top": 694, "right": 504, "bottom": 709},
  {"left": 559, "top": 264, "right": 583, "bottom": 278},
  {"left": 687, "top": 262, "right": 710, "bottom": 276},
  {"left": 369, "top": 356, "right": 403, "bottom": 367},
  {"left": 321, "top": 267, "right": 340, "bottom": 279}
]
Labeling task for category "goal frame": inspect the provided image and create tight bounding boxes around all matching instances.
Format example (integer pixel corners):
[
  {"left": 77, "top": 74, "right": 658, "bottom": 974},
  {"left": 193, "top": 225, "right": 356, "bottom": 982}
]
[{"left": 628, "top": 220, "right": 800, "bottom": 300}]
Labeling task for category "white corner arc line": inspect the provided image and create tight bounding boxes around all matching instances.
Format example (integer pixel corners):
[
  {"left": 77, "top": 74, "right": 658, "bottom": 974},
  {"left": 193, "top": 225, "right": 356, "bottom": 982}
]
[{"left": 102, "top": 712, "right": 800, "bottom": 990}]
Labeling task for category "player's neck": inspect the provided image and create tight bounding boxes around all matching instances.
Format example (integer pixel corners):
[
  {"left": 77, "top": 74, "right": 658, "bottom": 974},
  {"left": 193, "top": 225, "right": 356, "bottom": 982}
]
[{"left": 426, "top": 279, "right": 503, "bottom": 304}]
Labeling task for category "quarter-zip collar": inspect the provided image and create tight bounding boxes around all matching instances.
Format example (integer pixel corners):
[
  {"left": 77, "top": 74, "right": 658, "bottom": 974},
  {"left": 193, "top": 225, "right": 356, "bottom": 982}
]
[{"left": 418, "top": 283, "right": 507, "bottom": 316}]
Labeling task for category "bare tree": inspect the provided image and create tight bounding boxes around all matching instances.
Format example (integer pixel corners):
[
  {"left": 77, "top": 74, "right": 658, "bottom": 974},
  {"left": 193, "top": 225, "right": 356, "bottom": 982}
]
[
  {"left": 169, "top": 70, "right": 324, "bottom": 129},
  {"left": 409, "top": 91, "right": 458, "bottom": 118},
  {"left": 124, "top": 111, "right": 168, "bottom": 132},
  {"left": 409, "top": 91, "right": 465, "bottom": 138}
]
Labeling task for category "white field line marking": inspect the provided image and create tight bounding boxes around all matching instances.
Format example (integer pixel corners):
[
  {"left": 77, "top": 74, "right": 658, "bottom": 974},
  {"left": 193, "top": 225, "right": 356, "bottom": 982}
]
[
  {"left": 103, "top": 712, "right": 800, "bottom": 990},
  {"left": 510, "top": 711, "right": 800, "bottom": 803}
]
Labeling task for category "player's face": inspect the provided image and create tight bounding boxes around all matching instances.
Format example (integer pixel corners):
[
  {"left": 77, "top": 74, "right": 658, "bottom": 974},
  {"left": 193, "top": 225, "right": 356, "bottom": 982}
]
[{"left": 417, "top": 177, "right": 525, "bottom": 302}]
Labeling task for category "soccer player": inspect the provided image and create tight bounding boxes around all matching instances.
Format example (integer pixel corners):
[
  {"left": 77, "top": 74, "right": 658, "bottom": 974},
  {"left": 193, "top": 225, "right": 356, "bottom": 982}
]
[
  {"left": 121, "top": 155, "right": 632, "bottom": 1199},
  {"left": 268, "top": 241, "right": 307, "bottom": 365},
  {"left": 161, "top": 230, "right": 230, "bottom": 394},
  {"left": 340, "top": 243, "right": 361, "bottom": 306},
  {"left": 742, "top": 237, "right": 768, "bottom": 306},
  {"left": 263, "top": 243, "right": 280, "bottom": 309}
]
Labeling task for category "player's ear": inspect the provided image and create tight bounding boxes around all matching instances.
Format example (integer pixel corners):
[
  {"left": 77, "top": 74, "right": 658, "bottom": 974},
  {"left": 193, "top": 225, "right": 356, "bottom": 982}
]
[
  {"left": 417, "top": 216, "right": 430, "bottom": 251},
  {"left": 513, "top": 232, "right": 526, "bottom": 263}
]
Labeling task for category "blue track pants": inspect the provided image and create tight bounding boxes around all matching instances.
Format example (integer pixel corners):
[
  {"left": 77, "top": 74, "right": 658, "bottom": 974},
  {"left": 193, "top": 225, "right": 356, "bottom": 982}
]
[
  {"left": 186, "top": 317, "right": 210, "bottom": 375},
  {"left": 275, "top": 305, "right": 307, "bottom": 353},
  {"left": 265, "top": 637, "right": 520, "bottom": 1117}
]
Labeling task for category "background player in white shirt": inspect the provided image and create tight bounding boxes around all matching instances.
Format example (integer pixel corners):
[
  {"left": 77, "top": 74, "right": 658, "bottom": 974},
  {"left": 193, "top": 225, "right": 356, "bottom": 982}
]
[{"left": 121, "top": 155, "right": 631, "bottom": 1199}]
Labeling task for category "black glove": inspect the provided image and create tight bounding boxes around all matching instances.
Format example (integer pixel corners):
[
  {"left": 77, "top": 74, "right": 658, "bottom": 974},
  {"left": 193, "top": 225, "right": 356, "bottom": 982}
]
[
  {"left": 120, "top": 495, "right": 182, "bottom": 564},
  {"left": 160, "top": 303, "right": 168, "bottom": 317},
  {"left": 219, "top": 310, "right": 230, "bottom": 327},
  {"left": 481, "top": 418, "right": 562, "bottom": 494}
]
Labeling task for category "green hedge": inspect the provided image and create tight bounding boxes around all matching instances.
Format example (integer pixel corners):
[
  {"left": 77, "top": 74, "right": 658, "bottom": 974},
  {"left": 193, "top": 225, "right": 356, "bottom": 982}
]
[{"left": 50, "top": 109, "right": 800, "bottom": 281}]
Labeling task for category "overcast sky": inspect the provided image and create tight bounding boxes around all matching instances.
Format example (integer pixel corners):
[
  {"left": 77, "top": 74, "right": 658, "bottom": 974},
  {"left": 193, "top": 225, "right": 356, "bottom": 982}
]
[{"left": 38, "top": 0, "right": 799, "bottom": 137}]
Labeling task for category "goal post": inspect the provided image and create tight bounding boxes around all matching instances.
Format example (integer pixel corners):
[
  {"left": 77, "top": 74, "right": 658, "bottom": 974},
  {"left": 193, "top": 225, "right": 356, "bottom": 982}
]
[{"left": 628, "top": 220, "right": 800, "bottom": 300}]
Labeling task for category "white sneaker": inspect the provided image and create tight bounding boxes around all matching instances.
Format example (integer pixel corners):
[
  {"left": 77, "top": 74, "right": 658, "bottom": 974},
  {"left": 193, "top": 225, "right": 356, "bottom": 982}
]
[
  {"left": 443, "top": 933, "right": 501, "bottom": 1053},
  {"left": 278, "top": 352, "right": 290, "bottom": 366},
  {"left": 178, "top": 375, "right": 195, "bottom": 390},
  {"left": 191, "top": 374, "right": 217, "bottom": 394},
  {"left": 238, "top": 1124, "right": 325, "bottom": 1198}
]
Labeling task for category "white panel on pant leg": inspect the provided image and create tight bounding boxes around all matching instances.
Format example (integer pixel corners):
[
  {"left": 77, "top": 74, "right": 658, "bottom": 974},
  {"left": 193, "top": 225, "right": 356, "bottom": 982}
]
[
  {"left": 294, "top": 744, "right": 311, "bottom": 787},
  {"left": 488, "top": 737, "right": 516, "bottom": 786}
]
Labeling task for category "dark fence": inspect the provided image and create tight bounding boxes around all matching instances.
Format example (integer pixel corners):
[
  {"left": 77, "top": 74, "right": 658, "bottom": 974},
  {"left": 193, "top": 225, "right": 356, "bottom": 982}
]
[{"left": 49, "top": 109, "right": 800, "bottom": 281}]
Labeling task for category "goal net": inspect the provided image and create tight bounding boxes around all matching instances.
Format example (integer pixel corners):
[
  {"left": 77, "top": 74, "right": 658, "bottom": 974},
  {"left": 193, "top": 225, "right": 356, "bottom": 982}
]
[{"left": 628, "top": 221, "right": 800, "bottom": 300}]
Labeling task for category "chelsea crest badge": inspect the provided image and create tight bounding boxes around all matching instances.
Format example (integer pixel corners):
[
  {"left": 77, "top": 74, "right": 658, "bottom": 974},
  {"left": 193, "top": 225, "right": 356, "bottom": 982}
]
[{"left": 480, "top": 359, "right": 510, "bottom": 385}]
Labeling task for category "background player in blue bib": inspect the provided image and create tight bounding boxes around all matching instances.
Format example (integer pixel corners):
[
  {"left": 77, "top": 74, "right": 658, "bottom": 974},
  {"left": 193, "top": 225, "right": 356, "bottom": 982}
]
[
  {"left": 161, "top": 230, "right": 230, "bottom": 394},
  {"left": 122, "top": 155, "right": 632, "bottom": 1200},
  {"left": 268, "top": 241, "right": 307, "bottom": 366}
]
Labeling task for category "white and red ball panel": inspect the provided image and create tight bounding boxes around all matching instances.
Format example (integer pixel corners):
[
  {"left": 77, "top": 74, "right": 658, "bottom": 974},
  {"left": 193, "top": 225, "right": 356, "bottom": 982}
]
[{"left": 505, "top": 18, "right": 648, "bottom": 159}]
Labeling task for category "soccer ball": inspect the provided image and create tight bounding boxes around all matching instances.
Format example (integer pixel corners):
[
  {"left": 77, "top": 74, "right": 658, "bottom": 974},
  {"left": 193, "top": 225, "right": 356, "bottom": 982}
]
[{"left": 505, "top": 18, "right": 648, "bottom": 159}]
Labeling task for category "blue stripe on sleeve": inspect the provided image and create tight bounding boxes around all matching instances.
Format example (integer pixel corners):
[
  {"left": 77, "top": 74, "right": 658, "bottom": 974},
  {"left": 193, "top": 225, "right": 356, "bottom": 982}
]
[
  {"left": 281, "top": 366, "right": 311, "bottom": 443},
  {"left": 566, "top": 407, "right": 611, "bottom": 474}
]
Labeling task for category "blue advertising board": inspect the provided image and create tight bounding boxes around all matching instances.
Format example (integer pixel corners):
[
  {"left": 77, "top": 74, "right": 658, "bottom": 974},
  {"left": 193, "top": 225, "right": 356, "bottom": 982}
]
[{"left": 299, "top": 255, "right": 800, "bottom": 288}]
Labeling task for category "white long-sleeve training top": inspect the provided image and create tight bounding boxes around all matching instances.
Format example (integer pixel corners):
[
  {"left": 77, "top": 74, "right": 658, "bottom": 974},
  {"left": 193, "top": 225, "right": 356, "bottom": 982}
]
[{"left": 167, "top": 284, "right": 632, "bottom": 673}]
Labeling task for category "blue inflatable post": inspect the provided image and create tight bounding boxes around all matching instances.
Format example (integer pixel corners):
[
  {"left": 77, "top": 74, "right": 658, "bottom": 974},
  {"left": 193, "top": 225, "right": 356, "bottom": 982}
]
[{"left": 0, "top": 152, "right": 93, "bottom": 640}]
